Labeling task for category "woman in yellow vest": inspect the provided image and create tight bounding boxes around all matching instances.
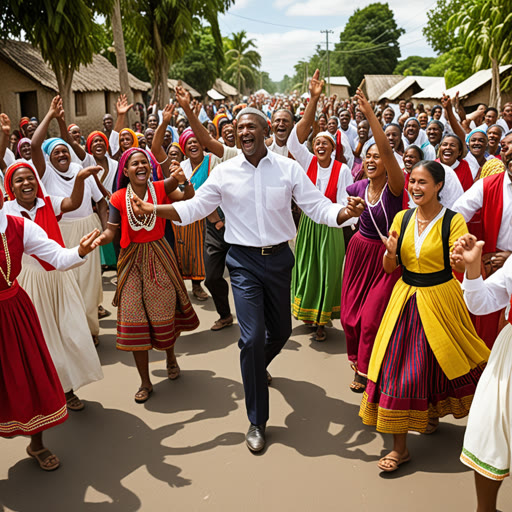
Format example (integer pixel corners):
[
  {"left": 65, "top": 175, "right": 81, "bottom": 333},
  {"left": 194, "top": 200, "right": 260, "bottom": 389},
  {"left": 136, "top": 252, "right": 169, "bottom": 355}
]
[{"left": 359, "top": 160, "right": 490, "bottom": 472}]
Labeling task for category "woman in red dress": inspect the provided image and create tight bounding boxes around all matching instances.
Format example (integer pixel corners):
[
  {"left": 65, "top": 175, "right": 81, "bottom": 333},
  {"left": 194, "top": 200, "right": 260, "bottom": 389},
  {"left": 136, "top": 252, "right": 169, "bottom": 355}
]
[{"left": 0, "top": 192, "right": 100, "bottom": 471}]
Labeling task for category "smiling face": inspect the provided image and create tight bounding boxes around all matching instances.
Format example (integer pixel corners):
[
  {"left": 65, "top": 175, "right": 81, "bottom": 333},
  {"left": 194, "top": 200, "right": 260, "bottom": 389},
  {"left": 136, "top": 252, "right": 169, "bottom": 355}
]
[
  {"left": 26, "top": 123, "right": 36, "bottom": 138},
  {"left": 469, "top": 132, "right": 487, "bottom": 158},
  {"left": 9, "top": 133, "right": 19, "bottom": 149},
  {"left": 90, "top": 136, "right": 107, "bottom": 158},
  {"left": 120, "top": 131, "right": 135, "bottom": 151},
  {"left": 147, "top": 115, "right": 158, "bottom": 130},
  {"left": 357, "top": 120, "right": 369, "bottom": 141},
  {"left": 338, "top": 111, "right": 350, "bottom": 131},
  {"left": 484, "top": 109, "right": 498, "bottom": 126},
  {"left": 272, "top": 110, "right": 293, "bottom": 143},
  {"left": 11, "top": 167, "right": 39, "bottom": 207},
  {"left": 168, "top": 145, "right": 184, "bottom": 163},
  {"left": 69, "top": 127, "right": 81, "bottom": 144},
  {"left": 237, "top": 114, "right": 267, "bottom": 157},
  {"left": 313, "top": 136, "right": 334, "bottom": 163},
  {"left": 487, "top": 126, "right": 502, "bottom": 151},
  {"left": 327, "top": 118, "right": 338, "bottom": 135},
  {"left": 503, "top": 104, "right": 512, "bottom": 124},
  {"left": 439, "top": 136, "right": 462, "bottom": 166},
  {"left": 364, "top": 144, "right": 386, "bottom": 179},
  {"left": 318, "top": 116, "right": 327, "bottom": 131},
  {"left": 163, "top": 130, "right": 172, "bottom": 149},
  {"left": 426, "top": 123, "right": 443, "bottom": 146},
  {"left": 221, "top": 123, "right": 235, "bottom": 146},
  {"left": 49, "top": 145, "right": 71, "bottom": 173},
  {"left": 404, "top": 121, "right": 420, "bottom": 143},
  {"left": 432, "top": 107, "right": 442, "bottom": 120},
  {"left": 383, "top": 108, "right": 394, "bottom": 125},
  {"left": 184, "top": 136, "right": 203, "bottom": 161},
  {"left": 418, "top": 113, "right": 428, "bottom": 129},
  {"left": 103, "top": 115, "right": 113, "bottom": 132},
  {"left": 385, "top": 125, "right": 401, "bottom": 150},
  {"left": 403, "top": 147, "right": 422, "bottom": 172},
  {"left": 501, "top": 133, "right": 512, "bottom": 159},
  {"left": 19, "top": 142, "right": 31, "bottom": 160},
  {"left": 408, "top": 165, "right": 443, "bottom": 207},
  {"left": 123, "top": 151, "right": 151, "bottom": 186}
]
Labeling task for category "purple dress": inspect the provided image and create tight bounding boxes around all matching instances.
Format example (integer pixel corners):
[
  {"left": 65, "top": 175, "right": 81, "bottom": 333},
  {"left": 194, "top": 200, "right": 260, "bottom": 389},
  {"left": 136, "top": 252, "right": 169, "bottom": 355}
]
[{"left": 340, "top": 180, "right": 403, "bottom": 376}]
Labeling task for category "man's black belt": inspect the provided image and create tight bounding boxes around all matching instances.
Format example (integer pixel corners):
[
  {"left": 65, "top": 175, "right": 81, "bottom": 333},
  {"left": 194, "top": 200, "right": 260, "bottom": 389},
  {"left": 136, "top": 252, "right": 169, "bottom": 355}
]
[
  {"left": 402, "top": 268, "right": 453, "bottom": 287},
  {"left": 235, "top": 242, "right": 289, "bottom": 256}
]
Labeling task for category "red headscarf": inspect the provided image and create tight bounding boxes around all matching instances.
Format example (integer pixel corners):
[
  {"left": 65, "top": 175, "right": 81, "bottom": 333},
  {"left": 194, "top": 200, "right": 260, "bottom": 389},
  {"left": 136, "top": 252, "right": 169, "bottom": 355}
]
[
  {"left": 86, "top": 131, "right": 109, "bottom": 153},
  {"left": 4, "top": 162, "right": 65, "bottom": 270}
]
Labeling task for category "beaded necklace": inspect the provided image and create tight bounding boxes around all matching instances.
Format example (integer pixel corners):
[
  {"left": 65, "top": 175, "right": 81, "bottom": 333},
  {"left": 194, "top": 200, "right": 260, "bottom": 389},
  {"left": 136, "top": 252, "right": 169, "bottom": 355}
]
[
  {"left": 0, "top": 233, "right": 12, "bottom": 286},
  {"left": 125, "top": 181, "right": 157, "bottom": 231}
]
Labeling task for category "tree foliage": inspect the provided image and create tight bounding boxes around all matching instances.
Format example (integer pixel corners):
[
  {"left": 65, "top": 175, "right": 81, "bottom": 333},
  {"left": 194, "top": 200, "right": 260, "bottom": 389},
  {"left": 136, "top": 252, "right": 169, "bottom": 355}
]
[
  {"left": 0, "top": 0, "right": 113, "bottom": 113},
  {"left": 333, "top": 2, "right": 404, "bottom": 92},
  {"left": 423, "top": 0, "right": 464, "bottom": 54},
  {"left": 394, "top": 56, "right": 437, "bottom": 76},
  {"left": 170, "top": 27, "right": 223, "bottom": 97},
  {"left": 222, "top": 31, "right": 262, "bottom": 94}
]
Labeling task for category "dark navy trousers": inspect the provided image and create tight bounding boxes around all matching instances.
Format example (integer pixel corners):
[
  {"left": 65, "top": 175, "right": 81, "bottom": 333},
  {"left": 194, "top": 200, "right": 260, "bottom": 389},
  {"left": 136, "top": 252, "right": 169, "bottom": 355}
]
[{"left": 226, "top": 244, "right": 294, "bottom": 425}]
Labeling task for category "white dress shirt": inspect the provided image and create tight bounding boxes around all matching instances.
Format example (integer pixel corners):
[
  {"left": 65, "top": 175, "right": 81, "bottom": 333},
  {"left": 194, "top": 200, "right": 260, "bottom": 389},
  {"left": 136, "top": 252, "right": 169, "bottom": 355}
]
[
  {"left": 340, "top": 124, "right": 359, "bottom": 151},
  {"left": 0, "top": 209, "right": 86, "bottom": 270},
  {"left": 173, "top": 149, "right": 343, "bottom": 247},
  {"left": 268, "top": 139, "right": 289, "bottom": 157},
  {"left": 335, "top": 130, "right": 355, "bottom": 170},
  {"left": 287, "top": 126, "right": 353, "bottom": 205},
  {"left": 462, "top": 256, "right": 512, "bottom": 316},
  {"left": 453, "top": 173, "right": 512, "bottom": 251}
]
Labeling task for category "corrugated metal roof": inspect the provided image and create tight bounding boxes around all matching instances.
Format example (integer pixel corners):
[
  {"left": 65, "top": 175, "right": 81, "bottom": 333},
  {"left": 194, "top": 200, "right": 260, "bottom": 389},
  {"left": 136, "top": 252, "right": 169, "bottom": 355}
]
[
  {"left": 213, "top": 78, "right": 239, "bottom": 97},
  {"left": 207, "top": 88, "right": 225, "bottom": 101},
  {"left": 168, "top": 78, "right": 201, "bottom": 98},
  {"left": 328, "top": 76, "right": 350, "bottom": 87},
  {"left": 380, "top": 76, "right": 444, "bottom": 101},
  {"left": 413, "top": 65, "right": 512, "bottom": 100},
  {"left": 359, "top": 75, "right": 404, "bottom": 102},
  {"left": 0, "top": 39, "right": 151, "bottom": 93}
]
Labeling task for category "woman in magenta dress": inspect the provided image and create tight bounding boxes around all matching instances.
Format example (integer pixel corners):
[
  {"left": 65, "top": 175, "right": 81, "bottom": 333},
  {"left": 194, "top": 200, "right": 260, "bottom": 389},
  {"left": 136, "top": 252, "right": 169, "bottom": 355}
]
[
  {"left": 0, "top": 192, "right": 100, "bottom": 471},
  {"left": 340, "top": 88, "right": 404, "bottom": 393}
]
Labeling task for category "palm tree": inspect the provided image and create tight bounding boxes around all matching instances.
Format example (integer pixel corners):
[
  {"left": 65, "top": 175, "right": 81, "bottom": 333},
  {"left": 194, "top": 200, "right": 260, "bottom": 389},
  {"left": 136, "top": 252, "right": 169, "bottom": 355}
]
[
  {"left": 223, "top": 31, "right": 262, "bottom": 94},
  {"left": 124, "top": 0, "right": 233, "bottom": 106},
  {"left": 449, "top": 0, "right": 512, "bottom": 110}
]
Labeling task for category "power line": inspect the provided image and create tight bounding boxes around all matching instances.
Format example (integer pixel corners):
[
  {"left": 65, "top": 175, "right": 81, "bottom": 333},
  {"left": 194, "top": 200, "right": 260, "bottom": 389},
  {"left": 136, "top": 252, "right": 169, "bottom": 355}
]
[{"left": 226, "top": 12, "right": 312, "bottom": 31}]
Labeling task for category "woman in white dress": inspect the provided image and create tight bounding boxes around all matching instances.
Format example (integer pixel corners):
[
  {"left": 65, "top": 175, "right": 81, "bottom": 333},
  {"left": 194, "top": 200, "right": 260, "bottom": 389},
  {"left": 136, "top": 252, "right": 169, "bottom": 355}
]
[{"left": 3, "top": 160, "right": 104, "bottom": 410}]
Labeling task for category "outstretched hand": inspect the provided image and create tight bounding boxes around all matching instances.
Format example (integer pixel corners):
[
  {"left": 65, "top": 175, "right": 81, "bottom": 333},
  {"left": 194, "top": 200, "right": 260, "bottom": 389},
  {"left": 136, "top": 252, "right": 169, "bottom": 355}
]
[
  {"left": 77, "top": 165, "right": 102, "bottom": 180},
  {"left": 440, "top": 93, "right": 452, "bottom": 111},
  {"left": 130, "top": 192, "right": 154, "bottom": 217},
  {"left": 49, "top": 95, "right": 62, "bottom": 118},
  {"left": 0, "top": 113, "right": 11, "bottom": 135},
  {"left": 354, "top": 88, "right": 372, "bottom": 117},
  {"left": 175, "top": 86, "right": 190, "bottom": 109},
  {"left": 162, "top": 103, "right": 175, "bottom": 125},
  {"left": 78, "top": 229, "right": 101, "bottom": 257},
  {"left": 116, "top": 94, "right": 133, "bottom": 116},
  {"left": 309, "top": 69, "right": 324, "bottom": 99}
]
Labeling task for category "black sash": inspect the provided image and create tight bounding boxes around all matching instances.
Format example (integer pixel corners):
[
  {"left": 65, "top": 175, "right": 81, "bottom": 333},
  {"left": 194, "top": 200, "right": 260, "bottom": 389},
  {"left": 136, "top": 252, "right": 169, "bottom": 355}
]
[{"left": 396, "top": 208, "right": 456, "bottom": 287}]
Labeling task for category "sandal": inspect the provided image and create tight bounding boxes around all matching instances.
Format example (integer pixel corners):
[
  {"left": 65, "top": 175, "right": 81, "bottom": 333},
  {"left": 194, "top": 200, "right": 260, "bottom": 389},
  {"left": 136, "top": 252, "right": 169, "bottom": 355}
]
[
  {"left": 192, "top": 285, "right": 208, "bottom": 301},
  {"left": 377, "top": 453, "right": 411, "bottom": 473},
  {"left": 315, "top": 327, "right": 327, "bottom": 342},
  {"left": 167, "top": 363, "right": 181, "bottom": 380},
  {"left": 66, "top": 393, "right": 85, "bottom": 411},
  {"left": 211, "top": 315, "right": 233, "bottom": 331},
  {"left": 134, "top": 386, "right": 153, "bottom": 403},
  {"left": 424, "top": 417, "right": 440, "bottom": 435},
  {"left": 350, "top": 372, "right": 367, "bottom": 393},
  {"left": 26, "top": 446, "right": 60, "bottom": 471},
  {"left": 98, "top": 305, "right": 111, "bottom": 319}
]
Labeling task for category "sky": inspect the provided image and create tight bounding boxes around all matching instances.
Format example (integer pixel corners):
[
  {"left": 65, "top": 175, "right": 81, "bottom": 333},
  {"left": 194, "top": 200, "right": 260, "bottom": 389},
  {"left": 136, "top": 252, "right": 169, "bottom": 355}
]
[{"left": 218, "top": 0, "right": 439, "bottom": 82}]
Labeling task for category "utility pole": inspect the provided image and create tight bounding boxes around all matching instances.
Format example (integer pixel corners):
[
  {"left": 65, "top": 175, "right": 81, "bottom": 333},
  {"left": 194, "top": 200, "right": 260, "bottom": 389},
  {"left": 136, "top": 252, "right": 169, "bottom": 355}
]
[{"left": 321, "top": 29, "right": 334, "bottom": 96}]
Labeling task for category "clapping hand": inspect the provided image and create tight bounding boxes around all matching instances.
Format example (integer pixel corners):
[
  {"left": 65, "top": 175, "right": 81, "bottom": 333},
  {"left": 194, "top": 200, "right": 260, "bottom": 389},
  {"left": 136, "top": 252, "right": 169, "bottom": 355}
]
[
  {"left": 383, "top": 230, "right": 398, "bottom": 254},
  {"left": 78, "top": 229, "right": 101, "bottom": 257},
  {"left": 450, "top": 234, "right": 484, "bottom": 267},
  {"left": 0, "top": 113, "right": 11, "bottom": 136}
]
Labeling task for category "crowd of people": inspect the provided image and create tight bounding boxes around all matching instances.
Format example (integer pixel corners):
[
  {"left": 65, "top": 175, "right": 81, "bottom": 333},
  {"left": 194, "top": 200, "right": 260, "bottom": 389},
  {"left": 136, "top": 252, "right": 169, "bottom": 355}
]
[{"left": 1, "top": 68, "right": 512, "bottom": 512}]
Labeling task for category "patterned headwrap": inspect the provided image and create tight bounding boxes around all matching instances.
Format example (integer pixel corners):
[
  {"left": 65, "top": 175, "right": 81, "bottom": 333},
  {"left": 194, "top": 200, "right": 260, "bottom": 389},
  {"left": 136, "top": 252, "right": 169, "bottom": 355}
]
[
  {"left": 4, "top": 161, "right": 44, "bottom": 201},
  {"left": 118, "top": 128, "right": 139, "bottom": 148},
  {"left": 16, "top": 137, "right": 31, "bottom": 157},
  {"left": 117, "top": 147, "right": 158, "bottom": 190},
  {"left": 67, "top": 123, "right": 79, "bottom": 132},
  {"left": 168, "top": 141, "right": 184, "bottom": 156},
  {"left": 179, "top": 128, "right": 196, "bottom": 154},
  {"left": 19, "top": 117, "right": 29, "bottom": 129},
  {"left": 86, "top": 131, "right": 109, "bottom": 153},
  {"left": 466, "top": 127, "right": 488, "bottom": 145},
  {"left": 144, "top": 128, "right": 155, "bottom": 137},
  {"left": 213, "top": 113, "right": 228, "bottom": 129},
  {"left": 42, "top": 137, "right": 71, "bottom": 157}
]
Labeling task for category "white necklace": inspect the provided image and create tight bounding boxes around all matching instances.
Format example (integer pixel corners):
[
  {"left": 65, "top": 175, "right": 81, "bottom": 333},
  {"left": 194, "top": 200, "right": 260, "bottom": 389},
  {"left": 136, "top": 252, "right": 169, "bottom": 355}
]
[{"left": 126, "top": 181, "right": 157, "bottom": 231}]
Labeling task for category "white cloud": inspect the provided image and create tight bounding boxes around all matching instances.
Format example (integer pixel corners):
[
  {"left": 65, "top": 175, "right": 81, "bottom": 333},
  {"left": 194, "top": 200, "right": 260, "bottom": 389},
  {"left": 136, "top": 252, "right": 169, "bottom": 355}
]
[{"left": 230, "top": 0, "right": 252, "bottom": 10}]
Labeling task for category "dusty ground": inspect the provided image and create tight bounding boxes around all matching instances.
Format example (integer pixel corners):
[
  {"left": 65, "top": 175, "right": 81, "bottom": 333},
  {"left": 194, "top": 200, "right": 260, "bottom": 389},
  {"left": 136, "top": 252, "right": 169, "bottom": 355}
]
[{"left": 1, "top": 271, "right": 510, "bottom": 512}]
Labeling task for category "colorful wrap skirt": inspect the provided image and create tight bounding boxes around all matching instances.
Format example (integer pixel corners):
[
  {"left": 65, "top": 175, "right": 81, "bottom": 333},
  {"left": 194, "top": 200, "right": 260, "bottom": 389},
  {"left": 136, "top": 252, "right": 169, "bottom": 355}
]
[
  {"left": 291, "top": 213, "right": 344, "bottom": 325},
  {"left": 0, "top": 281, "right": 68, "bottom": 437},
  {"left": 172, "top": 219, "right": 206, "bottom": 280},
  {"left": 359, "top": 294, "right": 484, "bottom": 434},
  {"left": 340, "top": 231, "right": 401, "bottom": 376},
  {"left": 113, "top": 238, "right": 199, "bottom": 351},
  {"left": 461, "top": 323, "right": 512, "bottom": 481}
]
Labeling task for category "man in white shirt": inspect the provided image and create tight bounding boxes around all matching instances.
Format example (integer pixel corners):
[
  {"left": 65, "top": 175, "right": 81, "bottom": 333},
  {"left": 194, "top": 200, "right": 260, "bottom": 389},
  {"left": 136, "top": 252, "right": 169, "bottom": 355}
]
[
  {"left": 338, "top": 109, "right": 358, "bottom": 151},
  {"left": 266, "top": 108, "right": 294, "bottom": 156},
  {"left": 130, "top": 107, "right": 365, "bottom": 453}
]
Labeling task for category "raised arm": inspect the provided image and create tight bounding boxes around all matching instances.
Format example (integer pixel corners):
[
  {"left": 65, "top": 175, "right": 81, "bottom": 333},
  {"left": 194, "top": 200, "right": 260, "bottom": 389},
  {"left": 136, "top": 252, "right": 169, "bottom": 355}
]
[
  {"left": 296, "top": 69, "right": 323, "bottom": 144},
  {"left": 175, "top": 86, "right": 225, "bottom": 158},
  {"left": 60, "top": 166, "right": 102, "bottom": 213},
  {"left": 152, "top": 103, "right": 175, "bottom": 173},
  {"left": 0, "top": 114, "right": 11, "bottom": 171},
  {"left": 113, "top": 94, "right": 133, "bottom": 133},
  {"left": 31, "top": 96, "right": 62, "bottom": 178},
  {"left": 441, "top": 94, "right": 468, "bottom": 151},
  {"left": 55, "top": 108, "right": 86, "bottom": 161},
  {"left": 355, "top": 88, "right": 404, "bottom": 196}
]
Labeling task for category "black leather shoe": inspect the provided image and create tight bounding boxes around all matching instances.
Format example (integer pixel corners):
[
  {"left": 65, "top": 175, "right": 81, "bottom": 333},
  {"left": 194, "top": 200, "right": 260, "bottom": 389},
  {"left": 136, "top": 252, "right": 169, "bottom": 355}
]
[{"left": 246, "top": 423, "right": 266, "bottom": 452}]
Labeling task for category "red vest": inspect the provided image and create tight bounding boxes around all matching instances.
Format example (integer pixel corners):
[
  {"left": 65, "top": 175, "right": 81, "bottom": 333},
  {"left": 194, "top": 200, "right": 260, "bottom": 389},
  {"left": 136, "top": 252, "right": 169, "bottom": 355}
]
[
  {"left": 481, "top": 171, "right": 505, "bottom": 253},
  {"left": 306, "top": 157, "right": 342, "bottom": 203}
]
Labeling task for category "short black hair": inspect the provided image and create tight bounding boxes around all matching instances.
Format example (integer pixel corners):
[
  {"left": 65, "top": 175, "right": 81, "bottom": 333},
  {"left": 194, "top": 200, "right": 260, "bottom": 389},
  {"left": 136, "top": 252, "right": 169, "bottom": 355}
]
[
  {"left": 440, "top": 133, "right": 464, "bottom": 156},
  {"left": 405, "top": 144, "right": 424, "bottom": 160},
  {"left": 412, "top": 160, "right": 445, "bottom": 199},
  {"left": 485, "top": 107, "right": 498, "bottom": 115}
]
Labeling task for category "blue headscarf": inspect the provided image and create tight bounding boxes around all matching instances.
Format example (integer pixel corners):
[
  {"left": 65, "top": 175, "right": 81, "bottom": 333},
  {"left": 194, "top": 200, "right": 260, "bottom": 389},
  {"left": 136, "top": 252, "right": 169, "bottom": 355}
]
[
  {"left": 465, "top": 128, "right": 488, "bottom": 145},
  {"left": 42, "top": 137, "right": 71, "bottom": 157}
]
